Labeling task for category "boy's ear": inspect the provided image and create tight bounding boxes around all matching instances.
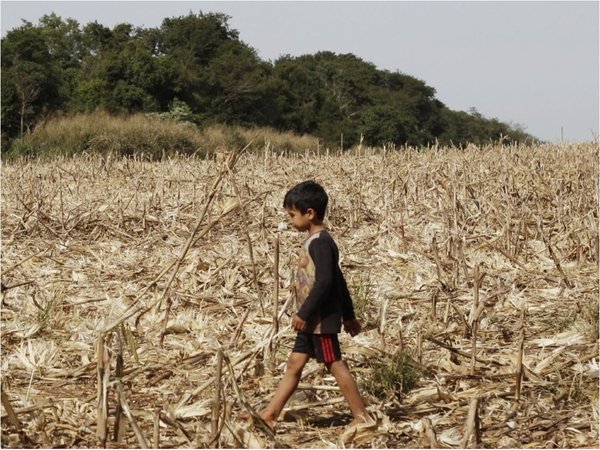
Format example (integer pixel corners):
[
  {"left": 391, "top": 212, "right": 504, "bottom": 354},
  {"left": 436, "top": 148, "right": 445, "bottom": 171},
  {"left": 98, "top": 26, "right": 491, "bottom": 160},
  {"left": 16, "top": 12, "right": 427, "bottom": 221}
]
[{"left": 305, "top": 208, "right": 316, "bottom": 220}]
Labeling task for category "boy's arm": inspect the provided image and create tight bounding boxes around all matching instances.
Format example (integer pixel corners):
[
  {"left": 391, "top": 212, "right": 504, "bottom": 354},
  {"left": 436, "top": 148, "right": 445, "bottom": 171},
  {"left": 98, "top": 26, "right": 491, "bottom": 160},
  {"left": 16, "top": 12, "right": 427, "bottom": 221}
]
[
  {"left": 340, "top": 272, "right": 355, "bottom": 321},
  {"left": 340, "top": 271, "right": 362, "bottom": 336},
  {"left": 296, "top": 239, "right": 334, "bottom": 321}
]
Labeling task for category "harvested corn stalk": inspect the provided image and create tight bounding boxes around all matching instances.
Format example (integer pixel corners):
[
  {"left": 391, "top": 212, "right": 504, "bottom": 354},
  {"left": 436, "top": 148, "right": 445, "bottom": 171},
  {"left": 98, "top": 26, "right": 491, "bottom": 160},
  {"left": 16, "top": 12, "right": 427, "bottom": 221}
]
[{"left": 0, "top": 142, "right": 596, "bottom": 448}]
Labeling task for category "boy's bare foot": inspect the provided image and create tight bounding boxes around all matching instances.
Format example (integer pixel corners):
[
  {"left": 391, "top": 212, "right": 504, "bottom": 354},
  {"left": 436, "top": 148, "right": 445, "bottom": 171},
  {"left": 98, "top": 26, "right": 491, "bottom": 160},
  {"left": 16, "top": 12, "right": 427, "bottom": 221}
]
[
  {"left": 343, "top": 414, "right": 376, "bottom": 435},
  {"left": 340, "top": 414, "right": 378, "bottom": 444},
  {"left": 240, "top": 410, "right": 276, "bottom": 434},
  {"left": 347, "top": 413, "right": 374, "bottom": 429},
  {"left": 256, "top": 411, "right": 276, "bottom": 431}
]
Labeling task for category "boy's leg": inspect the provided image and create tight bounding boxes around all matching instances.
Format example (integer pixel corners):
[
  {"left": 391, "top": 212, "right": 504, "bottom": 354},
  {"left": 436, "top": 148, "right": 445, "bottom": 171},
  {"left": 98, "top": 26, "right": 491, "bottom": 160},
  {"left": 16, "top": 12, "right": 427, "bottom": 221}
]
[
  {"left": 258, "top": 352, "right": 310, "bottom": 428},
  {"left": 328, "top": 359, "right": 372, "bottom": 427}
]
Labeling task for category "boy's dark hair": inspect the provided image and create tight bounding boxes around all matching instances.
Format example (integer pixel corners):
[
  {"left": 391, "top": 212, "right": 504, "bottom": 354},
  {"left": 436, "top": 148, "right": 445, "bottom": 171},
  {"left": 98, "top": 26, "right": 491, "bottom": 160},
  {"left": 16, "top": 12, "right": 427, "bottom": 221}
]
[{"left": 283, "top": 180, "right": 328, "bottom": 221}]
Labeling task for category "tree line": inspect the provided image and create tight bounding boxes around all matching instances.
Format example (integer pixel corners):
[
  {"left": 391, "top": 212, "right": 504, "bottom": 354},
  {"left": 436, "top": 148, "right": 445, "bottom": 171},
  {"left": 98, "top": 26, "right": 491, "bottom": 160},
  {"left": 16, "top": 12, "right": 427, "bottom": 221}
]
[{"left": 1, "top": 12, "right": 536, "bottom": 152}]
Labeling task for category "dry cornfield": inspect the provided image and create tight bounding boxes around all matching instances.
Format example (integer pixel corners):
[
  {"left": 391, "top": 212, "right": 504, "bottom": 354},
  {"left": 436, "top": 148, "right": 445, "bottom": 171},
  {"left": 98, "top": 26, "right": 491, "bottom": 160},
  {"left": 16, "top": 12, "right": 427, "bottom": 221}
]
[{"left": 1, "top": 142, "right": 598, "bottom": 448}]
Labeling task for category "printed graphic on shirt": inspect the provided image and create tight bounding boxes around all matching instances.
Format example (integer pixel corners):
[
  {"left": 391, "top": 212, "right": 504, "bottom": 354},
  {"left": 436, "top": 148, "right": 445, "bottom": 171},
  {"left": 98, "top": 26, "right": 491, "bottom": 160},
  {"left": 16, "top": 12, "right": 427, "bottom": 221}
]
[{"left": 295, "top": 232, "right": 320, "bottom": 332}]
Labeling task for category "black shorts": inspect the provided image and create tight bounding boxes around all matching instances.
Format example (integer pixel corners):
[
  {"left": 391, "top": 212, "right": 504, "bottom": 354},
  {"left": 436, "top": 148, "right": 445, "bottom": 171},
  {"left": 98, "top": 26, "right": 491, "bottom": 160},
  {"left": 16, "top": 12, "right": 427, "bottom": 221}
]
[{"left": 293, "top": 332, "right": 342, "bottom": 363}]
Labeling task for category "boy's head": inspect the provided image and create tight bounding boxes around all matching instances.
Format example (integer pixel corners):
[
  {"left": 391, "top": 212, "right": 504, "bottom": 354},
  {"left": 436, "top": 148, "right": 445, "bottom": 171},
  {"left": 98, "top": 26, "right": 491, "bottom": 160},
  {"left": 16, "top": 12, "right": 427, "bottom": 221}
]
[{"left": 283, "top": 181, "right": 328, "bottom": 223}]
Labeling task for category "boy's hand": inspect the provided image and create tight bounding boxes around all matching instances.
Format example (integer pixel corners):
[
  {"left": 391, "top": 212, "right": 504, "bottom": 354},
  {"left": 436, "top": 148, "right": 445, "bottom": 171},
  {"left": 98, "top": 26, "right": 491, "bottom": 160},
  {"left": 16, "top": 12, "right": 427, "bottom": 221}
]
[
  {"left": 292, "top": 314, "right": 307, "bottom": 332},
  {"left": 343, "top": 319, "right": 362, "bottom": 337}
]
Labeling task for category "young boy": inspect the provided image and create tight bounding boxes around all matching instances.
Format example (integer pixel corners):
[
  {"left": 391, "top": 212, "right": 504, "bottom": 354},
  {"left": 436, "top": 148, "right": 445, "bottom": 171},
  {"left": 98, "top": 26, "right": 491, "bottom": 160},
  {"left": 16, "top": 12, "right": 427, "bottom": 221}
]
[{"left": 257, "top": 180, "right": 372, "bottom": 432}]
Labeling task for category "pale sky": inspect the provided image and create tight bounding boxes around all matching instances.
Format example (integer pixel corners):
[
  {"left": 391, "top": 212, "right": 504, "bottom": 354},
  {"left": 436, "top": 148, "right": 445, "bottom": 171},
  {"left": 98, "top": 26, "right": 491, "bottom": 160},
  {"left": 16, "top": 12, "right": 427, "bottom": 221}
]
[{"left": 2, "top": 1, "right": 598, "bottom": 143}]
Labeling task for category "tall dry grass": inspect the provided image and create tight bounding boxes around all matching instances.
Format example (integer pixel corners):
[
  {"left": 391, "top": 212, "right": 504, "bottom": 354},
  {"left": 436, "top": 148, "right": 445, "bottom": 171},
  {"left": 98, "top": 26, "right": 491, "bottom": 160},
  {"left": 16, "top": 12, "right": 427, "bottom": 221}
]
[{"left": 4, "top": 112, "right": 320, "bottom": 159}]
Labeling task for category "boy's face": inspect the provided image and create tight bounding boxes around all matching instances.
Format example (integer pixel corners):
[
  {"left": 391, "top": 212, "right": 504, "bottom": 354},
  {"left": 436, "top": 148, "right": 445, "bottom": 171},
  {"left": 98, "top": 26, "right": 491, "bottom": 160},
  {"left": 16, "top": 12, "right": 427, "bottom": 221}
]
[{"left": 285, "top": 206, "right": 315, "bottom": 232}]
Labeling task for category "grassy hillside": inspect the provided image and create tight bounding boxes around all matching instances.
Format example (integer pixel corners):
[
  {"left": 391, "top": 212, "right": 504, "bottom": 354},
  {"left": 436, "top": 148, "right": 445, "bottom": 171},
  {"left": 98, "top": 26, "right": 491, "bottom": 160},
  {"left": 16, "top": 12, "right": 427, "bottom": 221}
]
[{"left": 4, "top": 111, "right": 320, "bottom": 159}]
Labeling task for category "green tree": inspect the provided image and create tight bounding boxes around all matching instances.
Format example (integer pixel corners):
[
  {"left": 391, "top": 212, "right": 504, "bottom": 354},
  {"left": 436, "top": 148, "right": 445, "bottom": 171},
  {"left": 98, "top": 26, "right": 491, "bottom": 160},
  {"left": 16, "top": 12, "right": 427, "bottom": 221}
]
[
  {"left": 361, "top": 105, "right": 409, "bottom": 145},
  {"left": 1, "top": 24, "right": 62, "bottom": 142},
  {"left": 270, "top": 55, "right": 324, "bottom": 133},
  {"left": 74, "top": 23, "right": 166, "bottom": 113},
  {"left": 80, "top": 21, "right": 113, "bottom": 55},
  {"left": 270, "top": 52, "right": 446, "bottom": 147},
  {"left": 155, "top": 12, "right": 270, "bottom": 123},
  {"left": 200, "top": 41, "right": 272, "bottom": 125},
  {"left": 1, "top": 11, "right": 537, "bottom": 152}
]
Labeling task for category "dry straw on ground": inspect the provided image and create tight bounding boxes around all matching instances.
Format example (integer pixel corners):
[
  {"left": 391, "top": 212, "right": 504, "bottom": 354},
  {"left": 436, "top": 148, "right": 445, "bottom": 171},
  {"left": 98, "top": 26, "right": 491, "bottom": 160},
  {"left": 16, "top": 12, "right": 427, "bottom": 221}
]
[{"left": 1, "top": 142, "right": 598, "bottom": 448}]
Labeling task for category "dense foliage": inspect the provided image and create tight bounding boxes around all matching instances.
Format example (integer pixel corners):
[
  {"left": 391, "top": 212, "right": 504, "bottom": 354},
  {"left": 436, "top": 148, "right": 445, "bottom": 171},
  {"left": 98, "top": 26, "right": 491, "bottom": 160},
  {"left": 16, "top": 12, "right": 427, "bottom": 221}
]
[{"left": 1, "top": 12, "right": 536, "bottom": 153}]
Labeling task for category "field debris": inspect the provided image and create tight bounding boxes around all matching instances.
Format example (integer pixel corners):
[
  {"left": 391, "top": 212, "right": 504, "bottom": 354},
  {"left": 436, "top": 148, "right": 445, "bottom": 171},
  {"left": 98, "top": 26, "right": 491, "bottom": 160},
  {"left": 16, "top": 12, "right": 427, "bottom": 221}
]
[{"left": 1, "top": 142, "right": 598, "bottom": 448}]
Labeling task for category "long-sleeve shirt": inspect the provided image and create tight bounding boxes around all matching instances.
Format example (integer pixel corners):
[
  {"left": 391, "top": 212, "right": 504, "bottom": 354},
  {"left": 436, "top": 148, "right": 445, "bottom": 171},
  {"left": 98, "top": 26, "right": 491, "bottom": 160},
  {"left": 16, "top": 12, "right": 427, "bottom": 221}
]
[{"left": 294, "top": 230, "right": 355, "bottom": 334}]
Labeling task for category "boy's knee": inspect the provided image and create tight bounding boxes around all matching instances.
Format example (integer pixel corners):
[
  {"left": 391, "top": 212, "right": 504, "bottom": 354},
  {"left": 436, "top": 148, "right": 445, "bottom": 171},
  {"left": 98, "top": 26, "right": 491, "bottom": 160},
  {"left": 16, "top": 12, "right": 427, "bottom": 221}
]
[
  {"left": 329, "top": 360, "right": 353, "bottom": 379},
  {"left": 327, "top": 359, "right": 345, "bottom": 371},
  {"left": 324, "top": 361, "right": 337, "bottom": 372},
  {"left": 286, "top": 353, "right": 308, "bottom": 374}
]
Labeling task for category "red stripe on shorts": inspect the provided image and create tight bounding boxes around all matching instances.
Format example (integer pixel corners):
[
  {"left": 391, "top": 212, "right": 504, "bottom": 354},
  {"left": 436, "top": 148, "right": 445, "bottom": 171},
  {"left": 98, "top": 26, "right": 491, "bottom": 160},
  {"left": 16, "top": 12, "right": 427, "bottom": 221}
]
[
  {"left": 321, "top": 335, "right": 334, "bottom": 363},
  {"left": 328, "top": 337, "right": 336, "bottom": 362}
]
